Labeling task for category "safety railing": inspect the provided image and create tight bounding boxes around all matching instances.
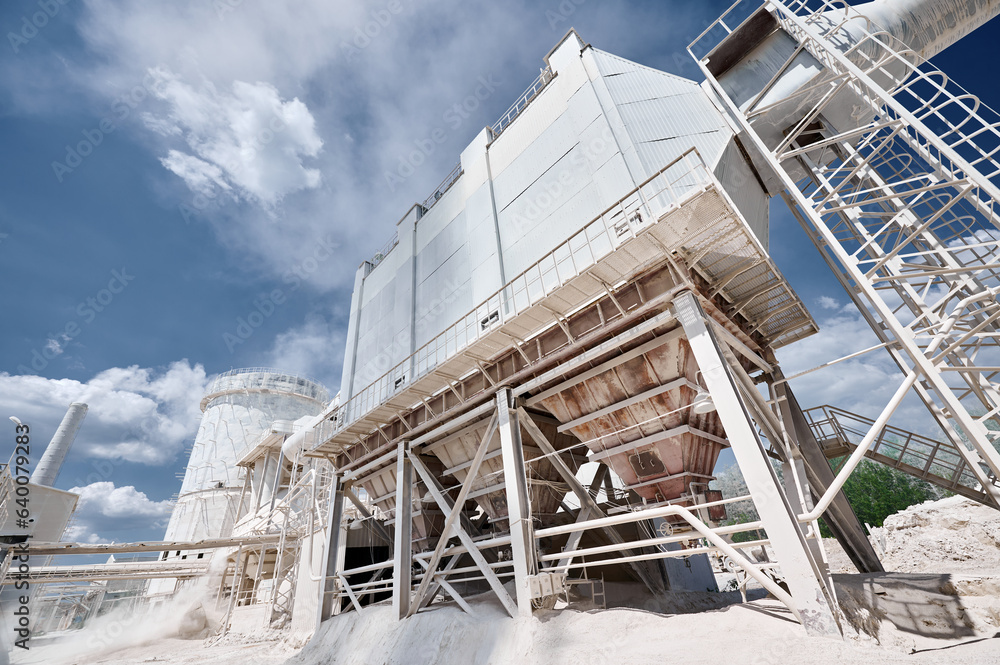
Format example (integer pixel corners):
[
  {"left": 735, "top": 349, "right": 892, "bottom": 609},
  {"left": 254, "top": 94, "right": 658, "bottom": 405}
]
[
  {"left": 490, "top": 66, "right": 555, "bottom": 139},
  {"left": 421, "top": 162, "right": 464, "bottom": 212},
  {"left": 316, "top": 148, "right": 713, "bottom": 446},
  {"left": 368, "top": 232, "right": 399, "bottom": 271},
  {"left": 206, "top": 368, "right": 329, "bottom": 403},
  {"left": 802, "top": 404, "right": 984, "bottom": 493}
]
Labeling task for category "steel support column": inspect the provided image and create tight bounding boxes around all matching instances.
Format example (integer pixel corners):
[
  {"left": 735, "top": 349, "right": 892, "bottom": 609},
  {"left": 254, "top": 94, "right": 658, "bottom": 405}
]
[
  {"left": 673, "top": 291, "right": 842, "bottom": 638},
  {"left": 496, "top": 388, "right": 536, "bottom": 617},
  {"left": 392, "top": 441, "right": 412, "bottom": 619},
  {"left": 517, "top": 407, "right": 667, "bottom": 594},
  {"left": 318, "top": 473, "right": 346, "bottom": 626},
  {"left": 771, "top": 375, "right": 884, "bottom": 574}
]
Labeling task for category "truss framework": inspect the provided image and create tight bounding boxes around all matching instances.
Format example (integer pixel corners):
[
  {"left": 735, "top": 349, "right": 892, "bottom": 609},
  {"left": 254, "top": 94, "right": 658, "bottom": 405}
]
[
  {"left": 691, "top": 0, "right": 1000, "bottom": 508},
  {"left": 316, "top": 290, "right": 844, "bottom": 637}
]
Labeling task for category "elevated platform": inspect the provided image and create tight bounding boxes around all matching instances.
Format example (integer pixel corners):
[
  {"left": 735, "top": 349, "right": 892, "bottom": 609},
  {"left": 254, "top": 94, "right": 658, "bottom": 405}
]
[{"left": 309, "top": 148, "right": 815, "bottom": 465}]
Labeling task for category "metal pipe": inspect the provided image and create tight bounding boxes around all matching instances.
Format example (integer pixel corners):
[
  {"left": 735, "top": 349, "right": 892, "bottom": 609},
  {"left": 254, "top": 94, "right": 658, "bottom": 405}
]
[
  {"left": 538, "top": 521, "right": 764, "bottom": 562},
  {"left": 799, "top": 370, "right": 918, "bottom": 521},
  {"left": 552, "top": 539, "right": 772, "bottom": 572},
  {"left": 31, "top": 403, "right": 87, "bottom": 487},
  {"left": 849, "top": 0, "right": 1000, "bottom": 60}
]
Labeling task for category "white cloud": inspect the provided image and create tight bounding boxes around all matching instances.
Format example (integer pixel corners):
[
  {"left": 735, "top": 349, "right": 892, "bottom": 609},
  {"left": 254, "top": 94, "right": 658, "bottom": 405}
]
[
  {"left": 4, "top": 0, "right": 711, "bottom": 296},
  {"left": 148, "top": 72, "right": 323, "bottom": 206},
  {"left": 266, "top": 315, "right": 344, "bottom": 394},
  {"left": 44, "top": 338, "right": 65, "bottom": 357},
  {"left": 52, "top": 0, "right": 565, "bottom": 291},
  {"left": 815, "top": 295, "right": 839, "bottom": 310},
  {"left": 0, "top": 361, "right": 210, "bottom": 469},
  {"left": 63, "top": 482, "right": 173, "bottom": 543},
  {"left": 159, "top": 149, "right": 231, "bottom": 197}
]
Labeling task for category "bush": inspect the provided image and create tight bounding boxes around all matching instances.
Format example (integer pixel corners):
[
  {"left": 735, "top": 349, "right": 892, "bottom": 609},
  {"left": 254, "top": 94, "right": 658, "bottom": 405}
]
[{"left": 818, "top": 457, "right": 945, "bottom": 536}]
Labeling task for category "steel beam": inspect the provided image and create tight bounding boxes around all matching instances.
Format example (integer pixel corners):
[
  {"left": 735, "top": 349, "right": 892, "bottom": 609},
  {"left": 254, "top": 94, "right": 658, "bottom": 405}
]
[
  {"left": 345, "top": 486, "right": 394, "bottom": 546},
  {"left": 524, "top": 326, "right": 685, "bottom": 406},
  {"left": 497, "top": 389, "right": 536, "bottom": 616},
  {"left": 673, "top": 291, "right": 842, "bottom": 638},
  {"left": 318, "top": 474, "right": 347, "bottom": 625},
  {"left": 405, "top": 411, "right": 498, "bottom": 615},
  {"left": 409, "top": 451, "right": 519, "bottom": 617},
  {"left": 771, "top": 376, "right": 884, "bottom": 574},
  {"left": 517, "top": 407, "right": 667, "bottom": 594},
  {"left": 392, "top": 441, "right": 412, "bottom": 619}
]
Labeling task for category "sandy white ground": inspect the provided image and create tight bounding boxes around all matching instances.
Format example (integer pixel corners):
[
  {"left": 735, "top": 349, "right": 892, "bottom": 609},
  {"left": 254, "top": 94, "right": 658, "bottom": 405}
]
[{"left": 12, "top": 496, "right": 1000, "bottom": 665}]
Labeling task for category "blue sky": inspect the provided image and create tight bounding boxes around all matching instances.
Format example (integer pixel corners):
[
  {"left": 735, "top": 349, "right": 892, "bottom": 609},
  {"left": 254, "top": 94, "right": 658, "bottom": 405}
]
[{"left": 2, "top": 0, "right": 999, "bottom": 544}]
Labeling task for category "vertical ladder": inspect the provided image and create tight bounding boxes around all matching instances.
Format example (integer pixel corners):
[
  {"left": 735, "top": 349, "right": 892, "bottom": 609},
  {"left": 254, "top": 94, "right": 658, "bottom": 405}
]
[{"left": 692, "top": 0, "right": 1000, "bottom": 508}]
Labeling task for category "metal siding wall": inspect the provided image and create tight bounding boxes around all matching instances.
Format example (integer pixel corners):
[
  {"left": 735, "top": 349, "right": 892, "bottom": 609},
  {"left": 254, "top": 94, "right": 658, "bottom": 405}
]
[
  {"left": 590, "top": 48, "right": 733, "bottom": 181},
  {"left": 492, "top": 111, "right": 579, "bottom": 212},
  {"left": 341, "top": 43, "right": 752, "bottom": 394},
  {"left": 713, "top": 138, "right": 770, "bottom": 249},
  {"left": 465, "top": 181, "right": 503, "bottom": 305},
  {"left": 414, "top": 249, "right": 473, "bottom": 350},
  {"left": 494, "top": 80, "right": 634, "bottom": 281},
  {"left": 487, "top": 47, "right": 590, "bottom": 179},
  {"left": 414, "top": 207, "right": 474, "bottom": 350}
]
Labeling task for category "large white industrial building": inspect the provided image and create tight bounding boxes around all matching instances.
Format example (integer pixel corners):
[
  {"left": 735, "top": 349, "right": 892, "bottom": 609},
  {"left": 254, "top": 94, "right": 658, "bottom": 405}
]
[{"left": 7, "top": 0, "right": 1000, "bottom": 658}]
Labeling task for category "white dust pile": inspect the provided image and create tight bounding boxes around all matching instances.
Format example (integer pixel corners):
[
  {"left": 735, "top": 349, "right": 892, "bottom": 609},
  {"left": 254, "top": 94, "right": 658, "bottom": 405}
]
[{"left": 872, "top": 496, "right": 1000, "bottom": 575}]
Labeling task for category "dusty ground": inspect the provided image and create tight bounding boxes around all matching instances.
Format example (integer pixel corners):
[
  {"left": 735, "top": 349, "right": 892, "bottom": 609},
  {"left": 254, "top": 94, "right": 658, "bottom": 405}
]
[
  {"left": 13, "top": 496, "right": 1000, "bottom": 665},
  {"left": 825, "top": 496, "right": 1000, "bottom": 576}
]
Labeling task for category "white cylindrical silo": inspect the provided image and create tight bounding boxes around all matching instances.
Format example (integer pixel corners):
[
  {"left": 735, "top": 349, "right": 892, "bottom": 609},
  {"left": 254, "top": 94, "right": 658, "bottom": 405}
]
[
  {"left": 31, "top": 402, "right": 88, "bottom": 487},
  {"left": 161, "top": 369, "right": 329, "bottom": 543}
]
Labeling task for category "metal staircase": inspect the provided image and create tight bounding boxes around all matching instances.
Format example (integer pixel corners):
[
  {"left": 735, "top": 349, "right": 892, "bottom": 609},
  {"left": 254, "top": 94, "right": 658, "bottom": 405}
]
[
  {"left": 690, "top": 0, "right": 1000, "bottom": 510},
  {"left": 804, "top": 404, "right": 999, "bottom": 506}
]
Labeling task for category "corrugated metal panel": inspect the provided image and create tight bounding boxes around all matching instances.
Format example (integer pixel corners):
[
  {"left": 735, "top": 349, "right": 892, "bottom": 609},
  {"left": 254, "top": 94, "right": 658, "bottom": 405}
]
[
  {"left": 415, "top": 210, "right": 467, "bottom": 285},
  {"left": 616, "top": 95, "right": 726, "bottom": 144},
  {"left": 360, "top": 242, "right": 404, "bottom": 309},
  {"left": 591, "top": 49, "right": 703, "bottom": 101},
  {"left": 414, "top": 182, "right": 465, "bottom": 255},
  {"left": 590, "top": 47, "right": 735, "bottom": 183},
  {"left": 414, "top": 281, "right": 472, "bottom": 350},
  {"left": 634, "top": 131, "right": 730, "bottom": 181},
  {"left": 491, "top": 110, "right": 579, "bottom": 212}
]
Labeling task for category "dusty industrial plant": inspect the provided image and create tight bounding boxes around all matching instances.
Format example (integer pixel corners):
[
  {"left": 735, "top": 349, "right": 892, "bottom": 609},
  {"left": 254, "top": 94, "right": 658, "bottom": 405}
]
[{"left": 4, "top": 0, "right": 1000, "bottom": 663}]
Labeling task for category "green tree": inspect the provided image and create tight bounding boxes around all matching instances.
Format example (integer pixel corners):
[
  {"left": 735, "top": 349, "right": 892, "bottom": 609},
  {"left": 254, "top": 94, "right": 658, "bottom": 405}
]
[{"left": 820, "top": 457, "right": 944, "bottom": 536}]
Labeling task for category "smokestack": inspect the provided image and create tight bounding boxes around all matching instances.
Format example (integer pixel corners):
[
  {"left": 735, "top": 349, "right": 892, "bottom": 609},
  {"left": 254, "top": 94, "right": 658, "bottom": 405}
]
[{"left": 31, "top": 402, "right": 88, "bottom": 487}]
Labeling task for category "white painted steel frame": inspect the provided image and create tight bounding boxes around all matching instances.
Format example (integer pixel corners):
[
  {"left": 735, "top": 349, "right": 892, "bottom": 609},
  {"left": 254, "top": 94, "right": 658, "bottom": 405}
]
[
  {"left": 690, "top": 0, "right": 1000, "bottom": 508},
  {"left": 673, "top": 291, "right": 842, "bottom": 638}
]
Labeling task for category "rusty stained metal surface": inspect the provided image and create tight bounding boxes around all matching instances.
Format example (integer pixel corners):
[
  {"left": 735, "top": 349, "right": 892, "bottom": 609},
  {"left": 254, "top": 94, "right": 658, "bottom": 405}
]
[
  {"left": 422, "top": 416, "right": 580, "bottom": 530},
  {"left": 534, "top": 331, "right": 729, "bottom": 507}
]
